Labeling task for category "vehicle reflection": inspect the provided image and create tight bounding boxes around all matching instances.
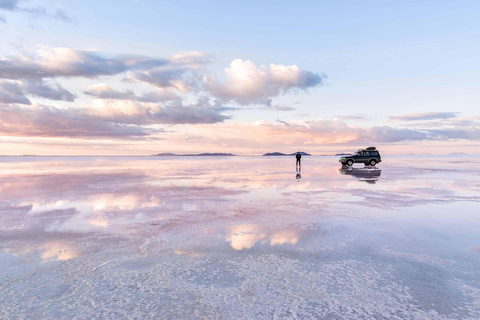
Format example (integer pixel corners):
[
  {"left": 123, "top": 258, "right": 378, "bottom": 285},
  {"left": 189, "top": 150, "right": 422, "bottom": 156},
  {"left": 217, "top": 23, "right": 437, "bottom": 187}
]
[{"left": 339, "top": 166, "right": 382, "bottom": 184}]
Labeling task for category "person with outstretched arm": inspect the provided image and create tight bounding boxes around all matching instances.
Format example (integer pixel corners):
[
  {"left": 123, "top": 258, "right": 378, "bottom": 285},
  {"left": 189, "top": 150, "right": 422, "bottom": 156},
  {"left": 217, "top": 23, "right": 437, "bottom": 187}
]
[{"left": 296, "top": 151, "right": 301, "bottom": 167}]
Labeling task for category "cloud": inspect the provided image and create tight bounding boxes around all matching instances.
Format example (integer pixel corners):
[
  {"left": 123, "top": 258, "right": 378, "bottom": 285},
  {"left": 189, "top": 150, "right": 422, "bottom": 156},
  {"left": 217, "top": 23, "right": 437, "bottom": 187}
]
[
  {"left": 168, "top": 51, "right": 213, "bottom": 66},
  {"left": 130, "top": 66, "right": 195, "bottom": 91},
  {"left": 335, "top": 114, "right": 369, "bottom": 121},
  {"left": 89, "top": 99, "right": 230, "bottom": 125},
  {"left": 0, "top": 0, "right": 19, "bottom": 10},
  {"left": 427, "top": 128, "right": 480, "bottom": 140},
  {"left": 0, "top": 79, "right": 76, "bottom": 104},
  {"left": 176, "top": 119, "right": 446, "bottom": 149},
  {"left": 22, "top": 80, "right": 76, "bottom": 101},
  {"left": 0, "top": 47, "right": 332, "bottom": 144},
  {"left": 130, "top": 51, "right": 212, "bottom": 91},
  {"left": 0, "top": 47, "right": 167, "bottom": 80},
  {"left": 390, "top": 112, "right": 459, "bottom": 121},
  {"left": 1, "top": 48, "right": 324, "bottom": 110},
  {"left": 0, "top": 104, "right": 149, "bottom": 138},
  {"left": 0, "top": 80, "right": 30, "bottom": 104},
  {"left": 0, "top": 99, "right": 230, "bottom": 138},
  {"left": 53, "top": 8, "right": 72, "bottom": 23},
  {"left": 0, "top": 49, "right": 209, "bottom": 93},
  {"left": 273, "top": 105, "right": 295, "bottom": 111},
  {"left": 84, "top": 84, "right": 179, "bottom": 103},
  {"left": 0, "top": 0, "right": 72, "bottom": 22},
  {"left": 445, "top": 117, "right": 480, "bottom": 127},
  {"left": 204, "top": 59, "right": 324, "bottom": 105},
  {"left": 365, "top": 126, "right": 429, "bottom": 142},
  {"left": 276, "top": 119, "right": 290, "bottom": 126},
  {"left": 150, "top": 103, "right": 230, "bottom": 125}
]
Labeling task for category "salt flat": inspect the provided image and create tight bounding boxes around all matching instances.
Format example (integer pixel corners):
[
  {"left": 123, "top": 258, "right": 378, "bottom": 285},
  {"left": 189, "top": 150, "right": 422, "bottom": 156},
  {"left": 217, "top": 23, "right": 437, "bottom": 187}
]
[{"left": 1, "top": 156, "right": 480, "bottom": 319}]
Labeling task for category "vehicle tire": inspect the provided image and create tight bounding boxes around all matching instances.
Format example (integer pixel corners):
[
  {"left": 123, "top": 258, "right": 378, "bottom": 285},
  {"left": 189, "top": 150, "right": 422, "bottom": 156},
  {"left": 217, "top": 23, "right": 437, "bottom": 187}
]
[
  {"left": 369, "top": 159, "right": 377, "bottom": 166},
  {"left": 347, "top": 160, "right": 353, "bottom": 166}
]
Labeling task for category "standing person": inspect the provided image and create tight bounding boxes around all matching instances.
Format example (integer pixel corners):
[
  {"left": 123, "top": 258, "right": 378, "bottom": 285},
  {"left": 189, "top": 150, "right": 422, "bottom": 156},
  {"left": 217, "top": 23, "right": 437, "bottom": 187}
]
[{"left": 296, "top": 151, "right": 301, "bottom": 167}]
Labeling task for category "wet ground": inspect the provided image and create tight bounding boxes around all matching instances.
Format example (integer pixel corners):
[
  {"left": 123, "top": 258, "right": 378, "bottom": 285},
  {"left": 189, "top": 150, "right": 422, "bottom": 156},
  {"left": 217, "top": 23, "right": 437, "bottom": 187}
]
[{"left": 1, "top": 156, "right": 480, "bottom": 319}]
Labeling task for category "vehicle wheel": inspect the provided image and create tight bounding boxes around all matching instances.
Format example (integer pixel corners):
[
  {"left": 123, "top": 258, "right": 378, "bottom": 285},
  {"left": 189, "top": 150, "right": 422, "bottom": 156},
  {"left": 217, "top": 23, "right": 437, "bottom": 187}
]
[
  {"left": 369, "top": 159, "right": 377, "bottom": 166},
  {"left": 347, "top": 160, "right": 353, "bottom": 166}
]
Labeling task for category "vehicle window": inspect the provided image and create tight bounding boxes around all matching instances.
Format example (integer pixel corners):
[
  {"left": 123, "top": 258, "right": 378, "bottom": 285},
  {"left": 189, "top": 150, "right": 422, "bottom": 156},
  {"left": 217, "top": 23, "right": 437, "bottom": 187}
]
[
  {"left": 364, "top": 152, "right": 370, "bottom": 156},
  {"left": 356, "top": 152, "right": 363, "bottom": 156},
  {"left": 371, "top": 151, "right": 379, "bottom": 156}
]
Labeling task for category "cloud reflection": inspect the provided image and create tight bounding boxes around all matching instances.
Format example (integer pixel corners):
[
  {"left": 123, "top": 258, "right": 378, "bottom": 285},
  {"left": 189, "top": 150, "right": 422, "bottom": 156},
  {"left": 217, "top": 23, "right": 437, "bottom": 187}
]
[
  {"left": 270, "top": 228, "right": 299, "bottom": 246},
  {"left": 5, "top": 241, "right": 81, "bottom": 261},
  {"left": 227, "top": 224, "right": 267, "bottom": 251},
  {"left": 226, "top": 225, "right": 300, "bottom": 250},
  {"left": 39, "top": 242, "right": 81, "bottom": 261}
]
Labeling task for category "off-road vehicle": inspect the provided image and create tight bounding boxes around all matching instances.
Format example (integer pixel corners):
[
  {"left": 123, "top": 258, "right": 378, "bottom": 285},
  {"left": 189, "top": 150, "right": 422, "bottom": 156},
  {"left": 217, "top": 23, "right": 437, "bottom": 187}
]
[{"left": 339, "top": 147, "right": 382, "bottom": 166}]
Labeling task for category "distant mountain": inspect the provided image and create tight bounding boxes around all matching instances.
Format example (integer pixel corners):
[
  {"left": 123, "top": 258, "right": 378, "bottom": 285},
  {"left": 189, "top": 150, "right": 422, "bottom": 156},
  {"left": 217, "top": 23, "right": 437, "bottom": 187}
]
[
  {"left": 335, "top": 153, "right": 351, "bottom": 156},
  {"left": 263, "top": 152, "right": 288, "bottom": 156},
  {"left": 185, "top": 153, "right": 235, "bottom": 156},
  {"left": 263, "top": 152, "right": 311, "bottom": 156},
  {"left": 153, "top": 153, "right": 235, "bottom": 156},
  {"left": 154, "top": 153, "right": 178, "bottom": 156}
]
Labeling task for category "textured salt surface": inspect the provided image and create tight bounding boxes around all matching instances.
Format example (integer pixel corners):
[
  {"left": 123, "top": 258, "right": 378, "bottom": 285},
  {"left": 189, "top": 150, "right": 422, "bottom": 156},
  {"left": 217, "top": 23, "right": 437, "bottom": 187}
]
[{"left": 1, "top": 156, "right": 480, "bottom": 319}]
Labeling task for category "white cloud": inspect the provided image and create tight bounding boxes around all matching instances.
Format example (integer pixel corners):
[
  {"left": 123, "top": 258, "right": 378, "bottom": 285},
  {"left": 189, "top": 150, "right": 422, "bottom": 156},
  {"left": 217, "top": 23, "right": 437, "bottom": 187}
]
[{"left": 204, "top": 59, "right": 324, "bottom": 105}]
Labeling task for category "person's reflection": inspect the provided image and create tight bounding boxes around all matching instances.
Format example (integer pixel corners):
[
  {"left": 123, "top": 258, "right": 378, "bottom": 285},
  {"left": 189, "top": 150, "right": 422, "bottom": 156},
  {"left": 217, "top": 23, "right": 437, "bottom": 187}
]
[{"left": 296, "top": 166, "right": 301, "bottom": 182}]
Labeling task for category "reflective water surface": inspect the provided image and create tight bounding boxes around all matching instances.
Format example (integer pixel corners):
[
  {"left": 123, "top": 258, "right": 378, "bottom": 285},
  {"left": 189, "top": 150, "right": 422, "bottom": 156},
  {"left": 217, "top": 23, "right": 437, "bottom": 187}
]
[{"left": 1, "top": 156, "right": 480, "bottom": 319}]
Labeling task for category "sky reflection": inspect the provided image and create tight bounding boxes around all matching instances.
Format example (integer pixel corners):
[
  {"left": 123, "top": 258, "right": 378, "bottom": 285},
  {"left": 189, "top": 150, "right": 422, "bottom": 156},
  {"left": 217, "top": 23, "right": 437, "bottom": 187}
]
[
  {"left": 1, "top": 156, "right": 480, "bottom": 258},
  {"left": 1, "top": 156, "right": 480, "bottom": 318}
]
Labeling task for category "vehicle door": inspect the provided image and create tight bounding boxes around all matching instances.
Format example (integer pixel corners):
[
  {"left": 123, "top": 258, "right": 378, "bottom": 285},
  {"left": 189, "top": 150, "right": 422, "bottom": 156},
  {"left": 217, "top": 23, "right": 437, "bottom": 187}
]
[
  {"left": 361, "top": 151, "right": 371, "bottom": 163},
  {"left": 354, "top": 151, "right": 365, "bottom": 163}
]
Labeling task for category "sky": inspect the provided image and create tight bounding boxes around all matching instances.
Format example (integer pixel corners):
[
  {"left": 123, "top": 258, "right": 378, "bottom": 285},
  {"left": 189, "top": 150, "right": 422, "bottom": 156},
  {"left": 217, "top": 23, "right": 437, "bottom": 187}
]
[{"left": 0, "top": 0, "right": 479, "bottom": 155}]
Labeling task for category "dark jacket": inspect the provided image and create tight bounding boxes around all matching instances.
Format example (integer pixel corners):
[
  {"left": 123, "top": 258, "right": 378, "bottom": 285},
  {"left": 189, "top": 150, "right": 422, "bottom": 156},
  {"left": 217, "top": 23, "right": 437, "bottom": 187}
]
[{"left": 296, "top": 153, "right": 301, "bottom": 160}]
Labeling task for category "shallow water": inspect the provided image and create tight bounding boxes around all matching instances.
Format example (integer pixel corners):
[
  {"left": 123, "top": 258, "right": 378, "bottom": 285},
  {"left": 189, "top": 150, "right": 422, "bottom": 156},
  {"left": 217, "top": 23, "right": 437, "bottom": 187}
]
[{"left": 1, "top": 156, "right": 480, "bottom": 319}]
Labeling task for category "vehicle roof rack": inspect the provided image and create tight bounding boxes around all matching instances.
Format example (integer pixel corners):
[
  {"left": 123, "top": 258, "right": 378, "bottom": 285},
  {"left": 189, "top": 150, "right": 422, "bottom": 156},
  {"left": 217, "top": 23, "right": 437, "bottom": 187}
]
[{"left": 365, "top": 147, "right": 377, "bottom": 151}]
